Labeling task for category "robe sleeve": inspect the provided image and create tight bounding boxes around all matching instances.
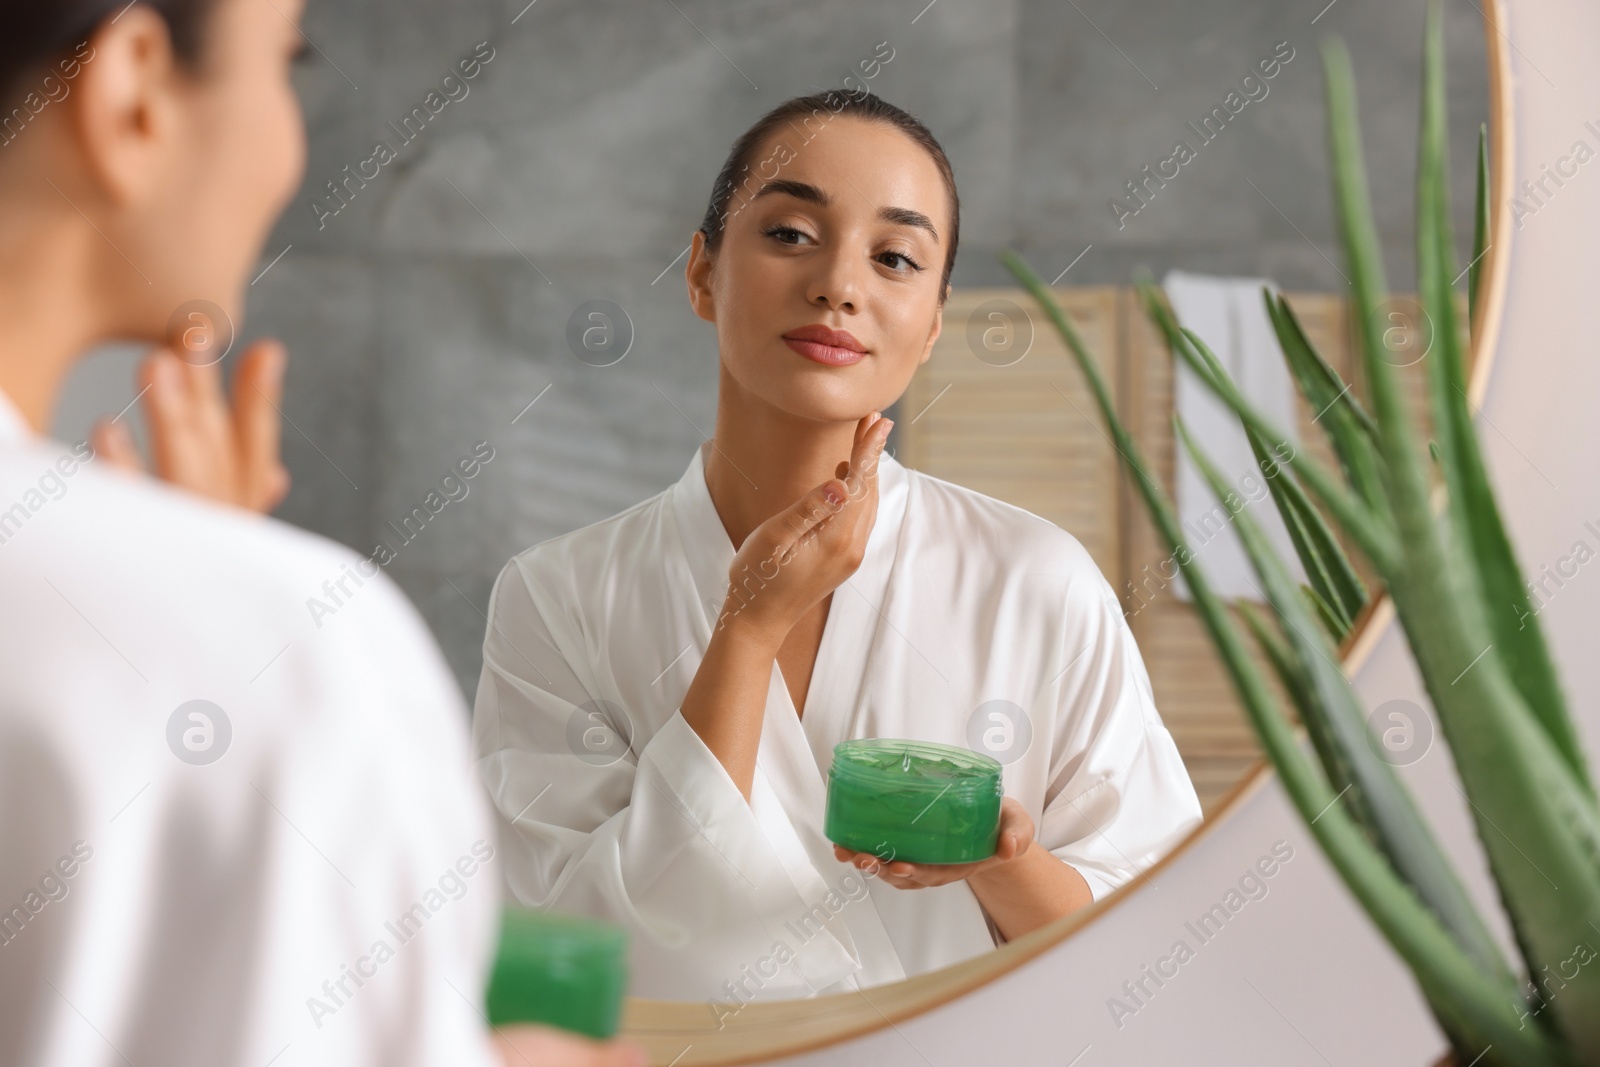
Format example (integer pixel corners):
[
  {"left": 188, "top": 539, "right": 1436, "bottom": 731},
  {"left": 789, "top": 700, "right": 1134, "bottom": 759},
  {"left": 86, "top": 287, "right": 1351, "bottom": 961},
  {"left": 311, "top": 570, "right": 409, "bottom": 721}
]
[
  {"left": 1035, "top": 559, "right": 1204, "bottom": 903},
  {"left": 471, "top": 556, "right": 865, "bottom": 999}
]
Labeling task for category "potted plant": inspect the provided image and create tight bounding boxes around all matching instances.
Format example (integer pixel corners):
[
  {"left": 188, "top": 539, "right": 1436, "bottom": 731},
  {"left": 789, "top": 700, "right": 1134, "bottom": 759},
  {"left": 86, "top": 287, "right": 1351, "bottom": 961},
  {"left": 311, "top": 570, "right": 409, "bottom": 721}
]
[{"left": 1000, "top": 3, "right": 1597, "bottom": 1064}]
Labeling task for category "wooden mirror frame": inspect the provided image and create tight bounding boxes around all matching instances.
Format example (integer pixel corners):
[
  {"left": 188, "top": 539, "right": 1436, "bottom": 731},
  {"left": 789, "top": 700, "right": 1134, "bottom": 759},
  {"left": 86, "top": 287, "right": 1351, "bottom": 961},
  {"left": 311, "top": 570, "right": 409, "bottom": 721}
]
[{"left": 618, "top": 1, "right": 1514, "bottom": 1059}]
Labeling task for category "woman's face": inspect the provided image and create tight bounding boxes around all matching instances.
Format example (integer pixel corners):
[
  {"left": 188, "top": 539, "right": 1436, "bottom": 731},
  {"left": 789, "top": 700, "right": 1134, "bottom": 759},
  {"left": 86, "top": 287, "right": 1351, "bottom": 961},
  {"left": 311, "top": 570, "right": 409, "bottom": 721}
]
[
  {"left": 122, "top": 0, "right": 307, "bottom": 332},
  {"left": 687, "top": 115, "right": 951, "bottom": 424}
]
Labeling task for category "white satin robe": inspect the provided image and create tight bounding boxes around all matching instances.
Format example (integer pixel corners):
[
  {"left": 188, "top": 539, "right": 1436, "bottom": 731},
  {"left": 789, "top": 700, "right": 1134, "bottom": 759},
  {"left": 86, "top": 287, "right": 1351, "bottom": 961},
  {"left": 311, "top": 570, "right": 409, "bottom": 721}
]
[
  {"left": 0, "top": 388, "right": 499, "bottom": 1066},
  {"left": 472, "top": 439, "right": 1202, "bottom": 1003}
]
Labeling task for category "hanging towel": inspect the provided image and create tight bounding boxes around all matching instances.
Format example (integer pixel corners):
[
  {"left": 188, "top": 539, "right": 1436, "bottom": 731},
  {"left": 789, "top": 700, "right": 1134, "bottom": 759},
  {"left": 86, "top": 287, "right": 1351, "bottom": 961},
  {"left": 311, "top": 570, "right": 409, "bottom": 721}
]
[{"left": 1160, "top": 269, "right": 1307, "bottom": 603}]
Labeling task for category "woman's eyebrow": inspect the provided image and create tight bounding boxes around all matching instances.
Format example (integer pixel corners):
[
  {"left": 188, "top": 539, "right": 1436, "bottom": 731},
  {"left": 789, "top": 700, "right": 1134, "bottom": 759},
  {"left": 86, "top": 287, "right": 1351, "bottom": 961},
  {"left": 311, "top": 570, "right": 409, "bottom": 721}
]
[
  {"left": 751, "top": 179, "right": 940, "bottom": 243},
  {"left": 879, "top": 205, "right": 939, "bottom": 243}
]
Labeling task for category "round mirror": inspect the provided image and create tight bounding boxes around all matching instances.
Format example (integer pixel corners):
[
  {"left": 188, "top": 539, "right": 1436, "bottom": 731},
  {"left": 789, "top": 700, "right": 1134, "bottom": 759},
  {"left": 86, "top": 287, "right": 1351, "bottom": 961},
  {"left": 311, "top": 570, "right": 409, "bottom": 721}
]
[{"left": 41, "top": 3, "right": 1507, "bottom": 1062}]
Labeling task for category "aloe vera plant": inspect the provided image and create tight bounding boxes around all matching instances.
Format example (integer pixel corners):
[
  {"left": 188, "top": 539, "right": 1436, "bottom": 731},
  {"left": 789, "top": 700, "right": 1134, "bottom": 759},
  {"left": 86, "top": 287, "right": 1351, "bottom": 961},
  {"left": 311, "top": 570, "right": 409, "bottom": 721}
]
[{"left": 999, "top": 3, "right": 1600, "bottom": 1064}]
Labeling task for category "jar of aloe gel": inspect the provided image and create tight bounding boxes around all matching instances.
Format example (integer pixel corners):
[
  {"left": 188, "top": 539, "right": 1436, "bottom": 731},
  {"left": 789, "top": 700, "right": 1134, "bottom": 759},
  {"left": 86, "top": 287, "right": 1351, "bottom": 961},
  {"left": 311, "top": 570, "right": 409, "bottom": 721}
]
[
  {"left": 485, "top": 906, "right": 629, "bottom": 1039},
  {"left": 824, "top": 739, "right": 1004, "bottom": 865}
]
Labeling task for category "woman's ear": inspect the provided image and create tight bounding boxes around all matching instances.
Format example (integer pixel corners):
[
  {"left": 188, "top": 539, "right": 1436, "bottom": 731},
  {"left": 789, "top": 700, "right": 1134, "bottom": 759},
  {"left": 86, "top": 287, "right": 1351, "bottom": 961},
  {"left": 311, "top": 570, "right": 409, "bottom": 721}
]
[
  {"left": 684, "top": 228, "right": 718, "bottom": 325},
  {"left": 919, "top": 296, "right": 944, "bottom": 365},
  {"left": 64, "top": 6, "right": 185, "bottom": 208}
]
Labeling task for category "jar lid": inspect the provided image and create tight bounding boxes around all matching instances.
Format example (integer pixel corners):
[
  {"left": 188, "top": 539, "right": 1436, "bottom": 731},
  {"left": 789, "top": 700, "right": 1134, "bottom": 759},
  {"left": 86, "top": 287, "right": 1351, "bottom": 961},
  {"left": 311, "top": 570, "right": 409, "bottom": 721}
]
[
  {"left": 496, "top": 906, "right": 628, "bottom": 963},
  {"left": 829, "top": 738, "right": 1002, "bottom": 795}
]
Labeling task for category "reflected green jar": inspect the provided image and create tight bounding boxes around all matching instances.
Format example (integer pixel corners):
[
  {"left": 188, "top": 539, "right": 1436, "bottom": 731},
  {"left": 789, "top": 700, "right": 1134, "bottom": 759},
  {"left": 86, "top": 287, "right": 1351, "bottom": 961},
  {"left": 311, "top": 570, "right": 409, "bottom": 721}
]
[
  {"left": 484, "top": 906, "right": 629, "bottom": 1039},
  {"left": 824, "top": 739, "right": 1004, "bottom": 865}
]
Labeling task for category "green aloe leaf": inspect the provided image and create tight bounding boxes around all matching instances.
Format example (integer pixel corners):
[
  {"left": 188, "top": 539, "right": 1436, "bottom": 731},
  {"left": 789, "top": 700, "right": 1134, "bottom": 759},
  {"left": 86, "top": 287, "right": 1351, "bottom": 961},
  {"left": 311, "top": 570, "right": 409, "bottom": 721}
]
[
  {"left": 997, "top": 248, "right": 1570, "bottom": 1066},
  {"left": 1327, "top": 8, "right": 1600, "bottom": 1056},
  {"left": 1238, "top": 599, "right": 1293, "bottom": 682},
  {"left": 1268, "top": 291, "right": 1380, "bottom": 439},
  {"left": 1261, "top": 290, "right": 1387, "bottom": 513},
  {"left": 1413, "top": 0, "right": 1590, "bottom": 799},
  {"left": 1135, "top": 276, "right": 1402, "bottom": 577},
  {"left": 1267, "top": 468, "right": 1355, "bottom": 642},
  {"left": 1245, "top": 409, "right": 1359, "bottom": 639},
  {"left": 1470, "top": 123, "right": 1490, "bottom": 328},
  {"left": 1179, "top": 414, "right": 1525, "bottom": 1005},
  {"left": 1177, "top": 323, "right": 1368, "bottom": 635},
  {"left": 1301, "top": 580, "right": 1347, "bottom": 644}
]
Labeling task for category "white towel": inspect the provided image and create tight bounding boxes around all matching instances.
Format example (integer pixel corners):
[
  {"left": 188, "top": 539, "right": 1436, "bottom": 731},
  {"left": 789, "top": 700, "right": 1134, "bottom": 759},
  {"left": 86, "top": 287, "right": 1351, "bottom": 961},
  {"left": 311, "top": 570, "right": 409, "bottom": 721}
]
[{"left": 1161, "top": 269, "right": 1307, "bottom": 603}]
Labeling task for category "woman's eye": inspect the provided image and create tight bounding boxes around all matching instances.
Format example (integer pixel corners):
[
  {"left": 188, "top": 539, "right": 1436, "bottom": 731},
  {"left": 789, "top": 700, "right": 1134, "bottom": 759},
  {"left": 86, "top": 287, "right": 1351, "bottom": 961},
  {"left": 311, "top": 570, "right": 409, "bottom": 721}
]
[
  {"left": 762, "top": 225, "right": 809, "bottom": 246},
  {"left": 880, "top": 250, "right": 924, "bottom": 272},
  {"left": 761, "top": 226, "right": 923, "bottom": 273}
]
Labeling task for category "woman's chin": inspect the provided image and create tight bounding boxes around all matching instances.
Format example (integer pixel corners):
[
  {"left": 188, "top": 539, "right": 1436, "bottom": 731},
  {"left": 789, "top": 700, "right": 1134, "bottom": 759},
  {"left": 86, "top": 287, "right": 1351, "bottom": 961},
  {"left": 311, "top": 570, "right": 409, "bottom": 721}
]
[
  {"left": 762, "top": 389, "right": 886, "bottom": 428},
  {"left": 723, "top": 358, "right": 900, "bottom": 427}
]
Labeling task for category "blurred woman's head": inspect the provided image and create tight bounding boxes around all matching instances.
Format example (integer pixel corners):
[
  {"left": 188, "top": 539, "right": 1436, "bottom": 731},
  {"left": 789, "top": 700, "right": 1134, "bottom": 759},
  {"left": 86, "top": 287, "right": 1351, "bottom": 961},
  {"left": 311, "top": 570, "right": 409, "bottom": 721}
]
[
  {"left": 686, "top": 92, "right": 959, "bottom": 428},
  {"left": 0, "top": 0, "right": 307, "bottom": 345}
]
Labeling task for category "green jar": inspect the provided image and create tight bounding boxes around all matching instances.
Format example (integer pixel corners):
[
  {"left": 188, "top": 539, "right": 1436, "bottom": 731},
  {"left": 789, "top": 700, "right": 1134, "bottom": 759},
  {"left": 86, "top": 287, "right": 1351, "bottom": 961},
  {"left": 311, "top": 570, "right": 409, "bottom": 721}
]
[
  {"left": 484, "top": 906, "right": 629, "bottom": 1039},
  {"left": 824, "top": 738, "right": 1004, "bottom": 865}
]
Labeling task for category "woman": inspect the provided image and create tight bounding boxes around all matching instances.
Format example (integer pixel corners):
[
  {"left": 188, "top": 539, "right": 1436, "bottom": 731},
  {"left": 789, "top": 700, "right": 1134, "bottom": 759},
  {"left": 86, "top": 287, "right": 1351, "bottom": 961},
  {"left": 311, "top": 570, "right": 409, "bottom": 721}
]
[
  {"left": 0, "top": 2, "right": 640, "bottom": 1064},
  {"left": 474, "top": 91, "right": 1204, "bottom": 1003}
]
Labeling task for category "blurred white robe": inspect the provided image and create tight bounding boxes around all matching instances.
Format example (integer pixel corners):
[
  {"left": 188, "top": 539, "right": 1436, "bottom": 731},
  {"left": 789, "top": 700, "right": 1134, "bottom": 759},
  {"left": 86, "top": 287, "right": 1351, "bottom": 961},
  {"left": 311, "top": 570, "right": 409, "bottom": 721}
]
[
  {"left": 0, "top": 388, "right": 499, "bottom": 1067},
  {"left": 473, "top": 439, "right": 1202, "bottom": 1004}
]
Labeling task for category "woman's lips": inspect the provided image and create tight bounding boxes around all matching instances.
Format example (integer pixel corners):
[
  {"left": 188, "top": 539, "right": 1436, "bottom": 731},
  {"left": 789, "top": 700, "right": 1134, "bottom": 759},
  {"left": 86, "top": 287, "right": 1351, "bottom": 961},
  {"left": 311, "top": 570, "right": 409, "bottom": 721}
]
[{"left": 783, "top": 337, "right": 867, "bottom": 366}]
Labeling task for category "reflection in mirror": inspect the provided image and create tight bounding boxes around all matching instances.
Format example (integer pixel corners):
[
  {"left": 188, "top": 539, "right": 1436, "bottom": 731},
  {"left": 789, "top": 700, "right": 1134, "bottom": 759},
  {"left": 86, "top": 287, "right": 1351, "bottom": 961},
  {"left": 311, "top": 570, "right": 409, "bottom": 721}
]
[
  {"left": 451, "top": 8, "right": 1489, "bottom": 1015},
  {"left": 473, "top": 90, "right": 1207, "bottom": 1007}
]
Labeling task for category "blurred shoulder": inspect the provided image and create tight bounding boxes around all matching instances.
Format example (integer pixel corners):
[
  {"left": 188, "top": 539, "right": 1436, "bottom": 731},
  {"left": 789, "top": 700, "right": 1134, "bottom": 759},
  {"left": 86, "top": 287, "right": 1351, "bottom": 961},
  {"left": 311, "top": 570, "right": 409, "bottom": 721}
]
[{"left": 0, "top": 438, "right": 445, "bottom": 672}]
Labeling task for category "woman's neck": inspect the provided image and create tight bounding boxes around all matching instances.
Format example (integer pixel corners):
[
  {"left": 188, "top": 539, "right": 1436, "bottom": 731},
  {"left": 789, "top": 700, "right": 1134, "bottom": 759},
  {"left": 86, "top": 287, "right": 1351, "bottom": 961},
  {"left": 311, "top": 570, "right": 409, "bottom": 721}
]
[
  {"left": 702, "top": 362, "right": 866, "bottom": 551},
  {"left": 0, "top": 207, "right": 107, "bottom": 435}
]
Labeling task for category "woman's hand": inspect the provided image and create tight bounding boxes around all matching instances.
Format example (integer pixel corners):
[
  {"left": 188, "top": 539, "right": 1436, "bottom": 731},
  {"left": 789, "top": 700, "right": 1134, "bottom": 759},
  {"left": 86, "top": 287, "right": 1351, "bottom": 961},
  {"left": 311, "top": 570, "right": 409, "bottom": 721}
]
[
  {"left": 835, "top": 799, "right": 1097, "bottom": 941},
  {"left": 89, "top": 339, "right": 291, "bottom": 514},
  {"left": 680, "top": 411, "right": 893, "bottom": 801},
  {"left": 831, "top": 796, "right": 1036, "bottom": 890},
  {"left": 717, "top": 410, "right": 894, "bottom": 644},
  {"left": 491, "top": 1024, "right": 649, "bottom": 1067}
]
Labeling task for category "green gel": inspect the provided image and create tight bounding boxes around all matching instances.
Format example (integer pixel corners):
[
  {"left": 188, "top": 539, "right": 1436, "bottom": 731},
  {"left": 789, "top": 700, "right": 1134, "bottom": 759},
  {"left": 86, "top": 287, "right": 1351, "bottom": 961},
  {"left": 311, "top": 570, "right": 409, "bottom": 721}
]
[
  {"left": 484, "top": 906, "right": 629, "bottom": 1039},
  {"left": 824, "top": 739, "right": 1004, "bottom": 865}
]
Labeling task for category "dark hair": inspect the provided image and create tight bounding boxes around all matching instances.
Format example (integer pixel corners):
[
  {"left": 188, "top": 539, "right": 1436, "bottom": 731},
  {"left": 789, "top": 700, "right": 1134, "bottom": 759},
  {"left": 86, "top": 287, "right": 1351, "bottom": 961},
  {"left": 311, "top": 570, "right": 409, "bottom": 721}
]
[
  {"left": 0, "top": 0, "right": 219, "bottom": 98},
  {"left": 696, "top": 91, "right": 960, "bottom": 302}
]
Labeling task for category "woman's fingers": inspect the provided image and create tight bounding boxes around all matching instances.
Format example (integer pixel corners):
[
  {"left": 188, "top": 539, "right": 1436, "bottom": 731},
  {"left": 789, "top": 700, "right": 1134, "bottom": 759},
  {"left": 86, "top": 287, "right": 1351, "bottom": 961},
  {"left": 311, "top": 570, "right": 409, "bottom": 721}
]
[
  {"left": 173, "top": 341, "right": 233, "bottom": 488},
  {"left": 769, "top": 411, "right": 890, "bottom": 554},
  {"left": 490, "top": 1024, "right": 649, "bottom": 1067},
  {"left": 843, "top": 411, "right": 884, "bottom": 496},
  {"left": 141, "top": 349, "right": 204, "bottom": 489},
  {"left": 836, "top": 846, "right": 944, "bottom": 887},
  {"left": 231, "top": 339, "right": 289, "bottom": 511},
  {"left": 88, "top": 418, "right": 144, "bottom": 473},
  {"left": 825, "top": 412, "right": 890, "bottom": 548},
  {"left": 176, "top": 343, "right": 229, "bottom": 420},
  {"left": 776, "top": 477, "right": 849, "bottom": 561},
  {"left": 725, "top": 412, "right": 894, "bottom": 636},
  {"left": 995, "top": 796, "right": 1036, "bottom": 860},
  {"left": 130, "top": 340, "right": 292, "bottom": 514},
  {"left": 856, "top": 413, "right": 893, "bottom": 492},
  {"left": 836, "top": 799, "right": 1032, "bottom": 889},
  {"left": 826, "top": 412, "right": 885, "bottom": 536}
]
